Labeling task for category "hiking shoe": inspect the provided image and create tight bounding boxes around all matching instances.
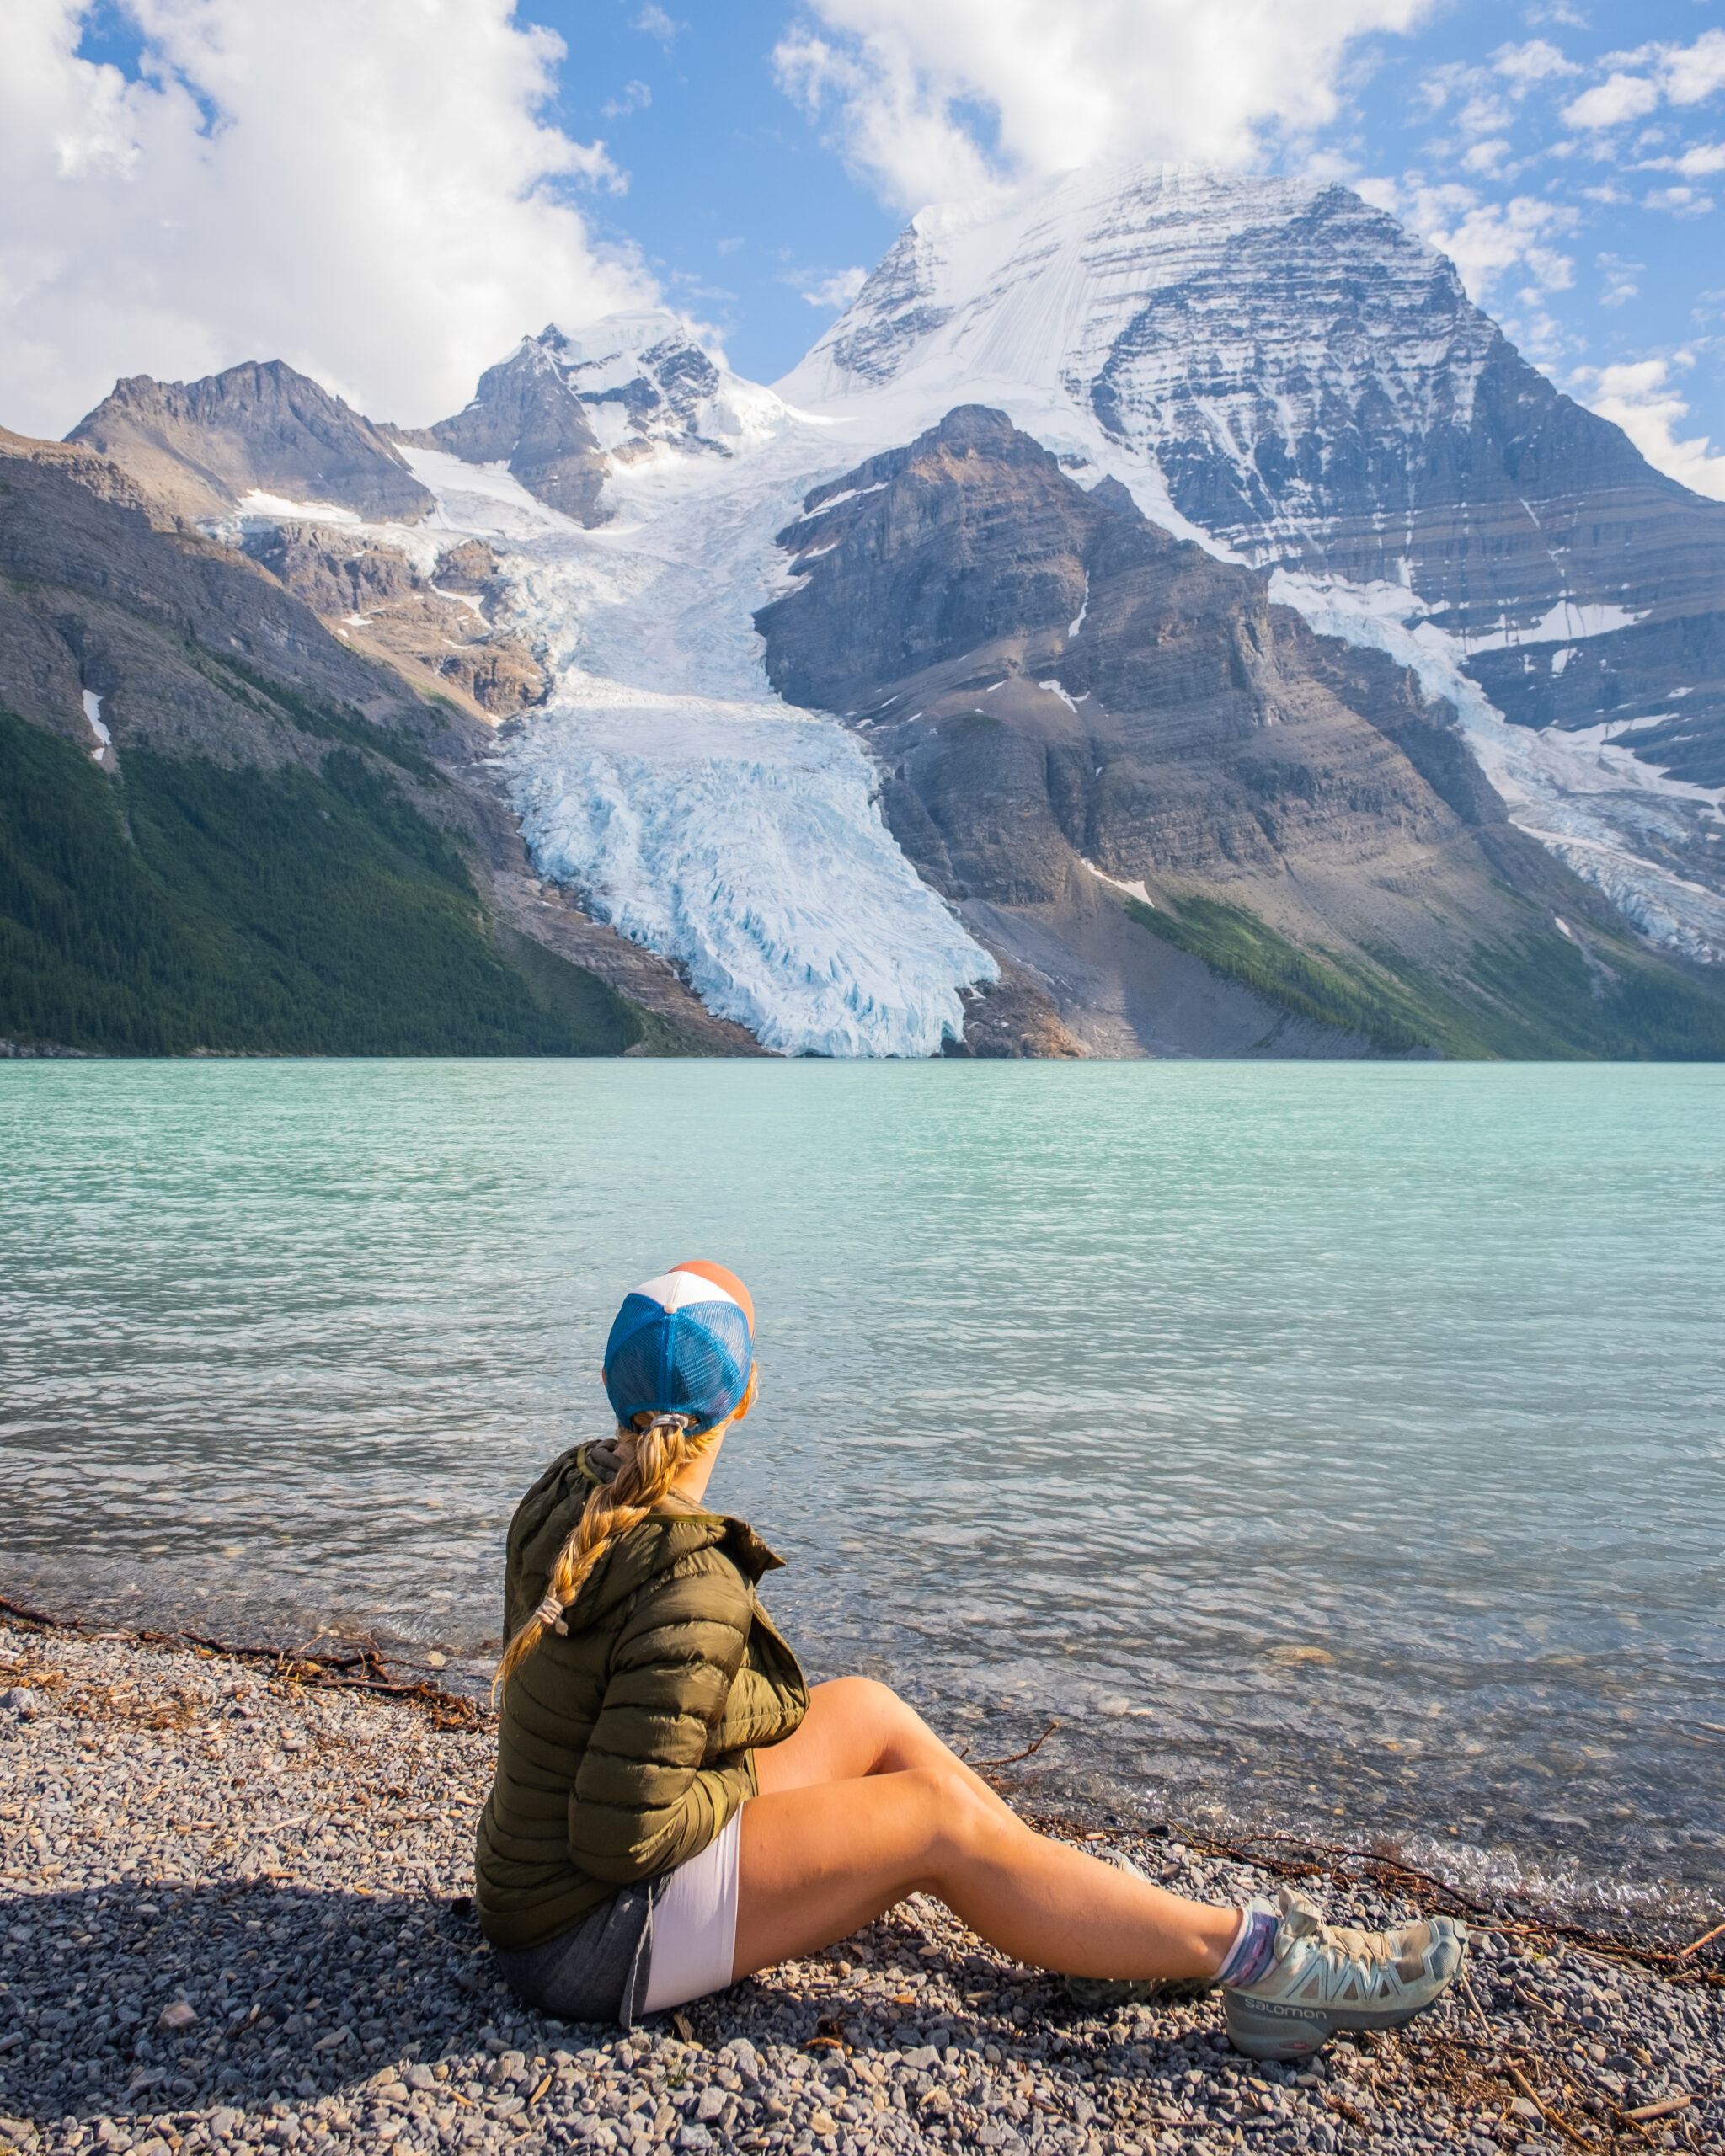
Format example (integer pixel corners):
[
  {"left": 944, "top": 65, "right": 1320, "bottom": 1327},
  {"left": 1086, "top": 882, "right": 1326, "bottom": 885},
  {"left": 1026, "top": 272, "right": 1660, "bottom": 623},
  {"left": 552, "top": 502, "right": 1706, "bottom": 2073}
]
[
  {"left": 1222, "top": 1887, "right": 1466, "bottom": 2061},
  {"left": 1063, "top": 1850, "right": 1220, "bottom": 2014}
]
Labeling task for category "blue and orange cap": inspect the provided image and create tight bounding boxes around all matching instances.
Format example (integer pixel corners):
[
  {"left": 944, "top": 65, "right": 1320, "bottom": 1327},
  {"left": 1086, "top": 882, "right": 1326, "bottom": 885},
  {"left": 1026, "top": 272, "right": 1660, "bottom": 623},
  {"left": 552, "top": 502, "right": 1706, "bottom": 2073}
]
[{"left": 602, "top": 1260, "right": 756, "bottom": 1435}]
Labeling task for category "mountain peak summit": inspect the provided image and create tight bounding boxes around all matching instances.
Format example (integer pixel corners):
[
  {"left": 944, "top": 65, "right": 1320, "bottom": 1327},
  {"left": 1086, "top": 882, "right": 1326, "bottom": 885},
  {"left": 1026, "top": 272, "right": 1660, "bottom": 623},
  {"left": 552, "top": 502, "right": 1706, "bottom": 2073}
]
[{"left": 66, "top": 357, "right": 435, "bottom": 526}]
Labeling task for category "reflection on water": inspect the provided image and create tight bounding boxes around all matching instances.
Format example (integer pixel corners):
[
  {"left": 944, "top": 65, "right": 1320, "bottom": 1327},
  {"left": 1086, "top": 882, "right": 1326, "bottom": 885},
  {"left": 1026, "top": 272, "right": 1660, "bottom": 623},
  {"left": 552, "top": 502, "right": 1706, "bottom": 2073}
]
[{"left": 3, "top": 1059, "right": 1722, "bottom": 1918}]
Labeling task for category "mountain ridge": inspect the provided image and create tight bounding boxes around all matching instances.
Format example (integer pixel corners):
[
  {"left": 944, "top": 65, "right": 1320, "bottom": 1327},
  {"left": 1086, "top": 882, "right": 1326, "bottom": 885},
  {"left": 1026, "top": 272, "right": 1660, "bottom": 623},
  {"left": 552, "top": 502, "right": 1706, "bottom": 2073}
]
[
  {"left": 756, "top": 404, "right": 1725, "bottom": 1059},
  {"left": 14, "top": 163, "right": 1725, "bottom": 1058},
  {"left": 67, "top": 360, "right": 435, "bottom": 526}
]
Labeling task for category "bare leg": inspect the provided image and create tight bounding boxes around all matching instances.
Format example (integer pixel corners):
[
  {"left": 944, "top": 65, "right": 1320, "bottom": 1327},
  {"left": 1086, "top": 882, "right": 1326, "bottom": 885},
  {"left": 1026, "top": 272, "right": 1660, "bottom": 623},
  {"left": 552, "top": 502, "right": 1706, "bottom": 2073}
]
[
  {"left": 752, "top": 1676, "right": 1020, "bottom": 1818},
  {"left": 736, "top": 1679, "right": 1238, "bottom": 1984}
]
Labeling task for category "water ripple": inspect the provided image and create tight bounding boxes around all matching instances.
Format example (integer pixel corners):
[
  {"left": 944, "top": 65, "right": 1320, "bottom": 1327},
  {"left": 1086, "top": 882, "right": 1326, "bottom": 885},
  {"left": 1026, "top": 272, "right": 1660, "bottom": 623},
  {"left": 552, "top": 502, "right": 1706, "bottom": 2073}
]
[{"left": 2, "top": 1059, "right": 1721, "bottom": 1914}]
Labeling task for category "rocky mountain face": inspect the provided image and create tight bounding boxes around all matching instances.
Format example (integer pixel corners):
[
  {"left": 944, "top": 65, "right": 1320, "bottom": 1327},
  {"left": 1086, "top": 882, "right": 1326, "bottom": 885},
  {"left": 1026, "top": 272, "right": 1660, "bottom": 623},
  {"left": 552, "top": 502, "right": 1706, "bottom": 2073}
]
[
  {"left": 235, "top": 524, "right": 549, "bottom": 719},
  {"left": 788, "top": 167, "right": 1725, "bottom": 788},
  {"left": 757, "top": 408, "right": 1725, "bottom": 1058},
  {"left": 67, "top": 360, "right": 435, "bottom": 526},
  {"left": 387, "top": 315, "right": 783, "bottom": 525},
  {"left": 388, "top": 328, "right": 609, "bottom": 524},
  {"left": 56, "top": 362, "right": 557, "bottom": 726},
  {"left": 0, "top": 429, "right": 756, "bottom": 1057}
]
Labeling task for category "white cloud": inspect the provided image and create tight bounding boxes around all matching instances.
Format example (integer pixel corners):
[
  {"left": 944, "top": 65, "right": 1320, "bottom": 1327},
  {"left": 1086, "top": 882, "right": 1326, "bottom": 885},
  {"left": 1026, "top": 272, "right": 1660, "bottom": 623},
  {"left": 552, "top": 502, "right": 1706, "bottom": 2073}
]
[
  {"left": 1461, "top": 137, "right": 1514, "bottom": 177},
  {"left": 0, "top": 0, "right": 656, "bottom": 439},
  {"left": 633, "top": 6, "right": 680, "bottom": 49},
  {"left": 1400, "top": 185, "right": 1578, "bottom": 301},
  {"left": 602, "top": 80, "right": 653, "bottom": 120},
  {"left": 1642, "top": 184, "right": 1714, "bottom": 218},
  {"left": 1573, "top": 354, "right": 1725, "bottom": 500},
  {"left": 772, "top": 0, "right": 1434, "bottom": 211},
  {"left": 1562, "top": 72, "right": 1661, "bottom": 131},
  {"left": 1490, "top": 40, "right": 1580, "bottom": 88},
  {"left": 1658, "top": 27, "right": 1725, "bottom": 109},
  {"left": 1352, "top": 174, "right": 1402, "bottom": 215},
  {"left": 1562, "top": 29, "right": 1725, "bottom": 136},
  {"left": 1455, "top": 93, "right": 1514, "bottom": 136},
  {"left": 799, "top": 265, "right": 869, "bottom": 309},
  {"left": 1413, "top": 61, "right": 1469, "bottom": 118},
  {"left": 1596, "top": 253, "right": 1641, "bottom": 308}
]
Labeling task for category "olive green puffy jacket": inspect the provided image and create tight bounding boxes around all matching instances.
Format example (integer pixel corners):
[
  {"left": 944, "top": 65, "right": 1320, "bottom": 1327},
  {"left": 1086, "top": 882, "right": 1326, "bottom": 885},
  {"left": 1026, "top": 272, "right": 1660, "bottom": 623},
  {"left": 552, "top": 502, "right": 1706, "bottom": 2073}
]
[{"left": 475, "top": 1443, "right": 809, "bottom": 1951}]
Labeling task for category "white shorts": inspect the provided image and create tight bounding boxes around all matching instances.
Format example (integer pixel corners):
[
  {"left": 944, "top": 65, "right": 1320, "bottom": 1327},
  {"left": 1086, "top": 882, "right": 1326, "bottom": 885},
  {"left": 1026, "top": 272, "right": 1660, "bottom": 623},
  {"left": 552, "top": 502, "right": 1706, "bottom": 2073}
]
[{"left": 642, "top": 1806, "right": 743, "bottom": 2014}]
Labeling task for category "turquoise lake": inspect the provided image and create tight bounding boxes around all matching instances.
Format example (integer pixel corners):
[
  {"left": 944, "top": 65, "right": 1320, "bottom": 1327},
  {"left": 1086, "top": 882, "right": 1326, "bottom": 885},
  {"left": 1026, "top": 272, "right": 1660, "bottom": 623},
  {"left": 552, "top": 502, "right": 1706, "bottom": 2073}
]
[{"left": 3, "top": 1059, "right": 1722, "bottom": 1920}]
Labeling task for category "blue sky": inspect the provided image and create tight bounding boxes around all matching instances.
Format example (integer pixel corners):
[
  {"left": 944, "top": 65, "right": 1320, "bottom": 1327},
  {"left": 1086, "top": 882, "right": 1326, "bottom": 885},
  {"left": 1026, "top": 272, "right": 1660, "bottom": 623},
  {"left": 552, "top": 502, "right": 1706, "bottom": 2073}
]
[
  {"left": 514, "top": 3, "right": 909, "bottom": 383},
  {"left": 13, "top": 0, "right": 1723, "bottom": 494}
]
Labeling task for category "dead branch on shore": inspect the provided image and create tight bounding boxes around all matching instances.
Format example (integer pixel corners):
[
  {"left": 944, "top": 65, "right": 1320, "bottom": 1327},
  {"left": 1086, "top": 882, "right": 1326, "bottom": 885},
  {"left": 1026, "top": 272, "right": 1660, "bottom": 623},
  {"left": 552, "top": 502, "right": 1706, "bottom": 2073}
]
[
  {"left": 975, "top": 1719, "right": 1060, "bottom": 1770},
  {"left": 0, "top": 1593, "right": 488, "bottom": 1730}
]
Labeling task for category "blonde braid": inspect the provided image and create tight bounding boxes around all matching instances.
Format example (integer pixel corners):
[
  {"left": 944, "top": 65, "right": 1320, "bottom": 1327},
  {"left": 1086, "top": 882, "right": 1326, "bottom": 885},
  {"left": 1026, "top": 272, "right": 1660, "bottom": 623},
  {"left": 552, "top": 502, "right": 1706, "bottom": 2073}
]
[{"left": 492, "top": 1412, "right": 718, "bottom": 1696}]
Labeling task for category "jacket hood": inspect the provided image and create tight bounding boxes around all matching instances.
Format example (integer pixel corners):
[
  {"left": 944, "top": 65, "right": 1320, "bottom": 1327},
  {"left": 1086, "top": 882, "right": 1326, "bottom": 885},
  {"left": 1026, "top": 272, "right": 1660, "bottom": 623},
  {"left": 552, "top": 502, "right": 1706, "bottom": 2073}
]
[{"left": 504, "top": 1441, "right": 784, "bottom": 1640}]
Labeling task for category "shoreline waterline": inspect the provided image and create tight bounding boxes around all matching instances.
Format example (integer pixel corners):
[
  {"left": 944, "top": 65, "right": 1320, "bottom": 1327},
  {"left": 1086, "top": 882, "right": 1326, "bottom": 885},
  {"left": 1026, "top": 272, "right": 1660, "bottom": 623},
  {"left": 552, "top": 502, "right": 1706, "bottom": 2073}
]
[{"left": 3, "top": 1591, "right": 1717, "bottom": 1947}]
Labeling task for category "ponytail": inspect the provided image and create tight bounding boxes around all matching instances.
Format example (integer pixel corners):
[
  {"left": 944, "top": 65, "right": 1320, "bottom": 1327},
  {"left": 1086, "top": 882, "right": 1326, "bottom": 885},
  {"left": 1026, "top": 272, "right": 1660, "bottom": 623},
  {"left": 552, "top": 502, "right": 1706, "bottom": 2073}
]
[{"left": 491, "top": 1412, "right": 718, "bottom": 1697}]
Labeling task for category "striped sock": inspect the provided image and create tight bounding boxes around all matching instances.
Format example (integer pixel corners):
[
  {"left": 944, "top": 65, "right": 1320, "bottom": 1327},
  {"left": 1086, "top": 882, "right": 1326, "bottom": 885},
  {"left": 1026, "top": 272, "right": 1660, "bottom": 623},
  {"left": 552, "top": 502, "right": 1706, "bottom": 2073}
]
[{"left": 1216, "top": 1906, "right": 1279, "bottom": 1990}]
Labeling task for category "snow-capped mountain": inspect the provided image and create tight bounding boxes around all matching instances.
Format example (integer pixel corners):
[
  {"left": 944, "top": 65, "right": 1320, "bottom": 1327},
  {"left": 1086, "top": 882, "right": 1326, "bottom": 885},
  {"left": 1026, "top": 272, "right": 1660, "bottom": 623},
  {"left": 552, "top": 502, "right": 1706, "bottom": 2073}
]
[
  {"left": 390, "top": 314, "right": 797, "bottom": 526},
  {"left": 47, "top": 167, "right": 1725, "bottom": 1054},
  {"left": 788, "top": 165, "right": 1722, "bottom": 675},
  {"left": 782, "top": 164, "right": 1725, "bottom": 968}
]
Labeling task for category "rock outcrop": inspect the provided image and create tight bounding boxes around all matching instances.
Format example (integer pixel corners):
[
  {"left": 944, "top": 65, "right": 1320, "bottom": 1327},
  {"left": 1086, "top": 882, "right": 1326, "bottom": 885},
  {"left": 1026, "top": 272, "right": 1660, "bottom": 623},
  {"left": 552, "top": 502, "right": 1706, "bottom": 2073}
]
[
  {"left": 786, "top": 167, "right": 1725, "bottom": 786},
  {"left": 389, "top": 328, "right": 610, "bottom": 524},
  {"left": 66, "top": 360, "right": 436, "bottom": 526},
  {"left": 238, "top": 526, "right": 548, "bottom": 719},
  {"left": 757, "top": 407, "right": 1725, "bottom": 1058}
]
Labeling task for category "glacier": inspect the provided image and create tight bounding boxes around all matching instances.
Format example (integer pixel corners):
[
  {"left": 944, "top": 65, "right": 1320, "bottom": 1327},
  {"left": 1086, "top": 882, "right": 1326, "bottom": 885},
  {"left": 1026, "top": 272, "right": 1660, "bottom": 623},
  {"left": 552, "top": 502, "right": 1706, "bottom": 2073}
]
[
  {"left": 1266, "top": 571, "right": 1725, "bottom": 966},
  {"left": 219, "top": 336, "right": 999, "bottom": 1059},
  {"left": 398, "top": 408, "right": 998, "bottom": 1057}
]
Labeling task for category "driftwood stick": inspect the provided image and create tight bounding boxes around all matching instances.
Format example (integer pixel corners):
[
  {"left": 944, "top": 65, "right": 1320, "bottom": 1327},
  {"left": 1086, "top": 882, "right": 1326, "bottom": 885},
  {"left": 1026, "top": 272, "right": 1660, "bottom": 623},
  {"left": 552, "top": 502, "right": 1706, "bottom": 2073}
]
[
  {"left": 1458, "top": 1969, "right": 1494, "bottom": 2041},
  {"left": 975, "top": 1719, "right": 1060, "bottom": 1769},
  {"left": 1504, "top": 2062, "right": 1590, "bottom": 2152},
  {"left": 1626, "top": 2093, "right": 1691, "bottom": 2123},
  {"left": 1674, "top": 1919, "right": 1724, "bottom": 1961}
]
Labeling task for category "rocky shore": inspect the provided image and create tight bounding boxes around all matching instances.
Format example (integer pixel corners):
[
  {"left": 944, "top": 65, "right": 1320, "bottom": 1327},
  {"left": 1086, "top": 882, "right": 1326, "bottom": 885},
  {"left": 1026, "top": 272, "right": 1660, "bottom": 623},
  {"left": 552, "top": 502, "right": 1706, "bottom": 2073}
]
[{"left": 2, "top": 1620, "right": 1719, "bottom": 2156}]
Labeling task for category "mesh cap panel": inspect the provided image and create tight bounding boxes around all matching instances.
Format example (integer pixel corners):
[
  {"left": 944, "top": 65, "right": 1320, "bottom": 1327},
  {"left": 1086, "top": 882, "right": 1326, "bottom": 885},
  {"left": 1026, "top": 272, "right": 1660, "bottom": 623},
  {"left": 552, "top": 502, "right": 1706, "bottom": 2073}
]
[{"left": 603, "top": 1293, "right": 753, "bottom": 1433}]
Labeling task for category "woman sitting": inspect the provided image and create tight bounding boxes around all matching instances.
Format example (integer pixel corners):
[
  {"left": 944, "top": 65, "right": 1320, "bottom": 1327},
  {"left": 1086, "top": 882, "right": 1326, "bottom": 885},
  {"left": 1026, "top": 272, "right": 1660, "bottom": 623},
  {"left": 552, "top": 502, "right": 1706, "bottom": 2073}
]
[{"left": 475, "top": 1262, "right": 1464, "bottom": 2060}]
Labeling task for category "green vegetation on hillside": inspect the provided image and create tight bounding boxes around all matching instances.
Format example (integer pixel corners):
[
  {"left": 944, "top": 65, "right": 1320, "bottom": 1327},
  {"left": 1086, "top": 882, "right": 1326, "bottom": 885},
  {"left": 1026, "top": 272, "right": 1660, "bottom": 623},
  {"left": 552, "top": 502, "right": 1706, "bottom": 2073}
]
[
  {"left": 1126, "top": 890, "right": 1725, "bottom": 1059},
  {"left": 0, "top": 706, "right": 665, "bottom": 1057},
  {"left": 1124, "top": 893, "right": 1427, "bottom": 1051}
]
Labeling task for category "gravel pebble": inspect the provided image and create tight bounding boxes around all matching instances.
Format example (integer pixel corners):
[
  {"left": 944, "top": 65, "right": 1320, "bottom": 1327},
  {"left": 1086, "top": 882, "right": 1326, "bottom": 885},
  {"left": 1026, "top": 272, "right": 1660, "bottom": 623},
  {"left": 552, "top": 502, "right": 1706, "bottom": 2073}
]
[{"left": 2, "top": 1623, "right": 1720, "bottom": 2156}]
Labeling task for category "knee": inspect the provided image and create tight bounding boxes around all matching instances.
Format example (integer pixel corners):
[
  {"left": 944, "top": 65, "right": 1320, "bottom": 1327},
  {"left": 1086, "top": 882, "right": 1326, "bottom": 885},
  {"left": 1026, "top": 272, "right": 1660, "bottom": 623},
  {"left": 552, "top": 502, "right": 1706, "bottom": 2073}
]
[
  {"left": 814, "top": 1674, "right": 916, "bottom": 1753},
  {"left": 817, "top": 1674, "right": 902, "bottom": 1721},
  {"left": 903, "top": 1766, "right": 1009, "bottom": 1862}
]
